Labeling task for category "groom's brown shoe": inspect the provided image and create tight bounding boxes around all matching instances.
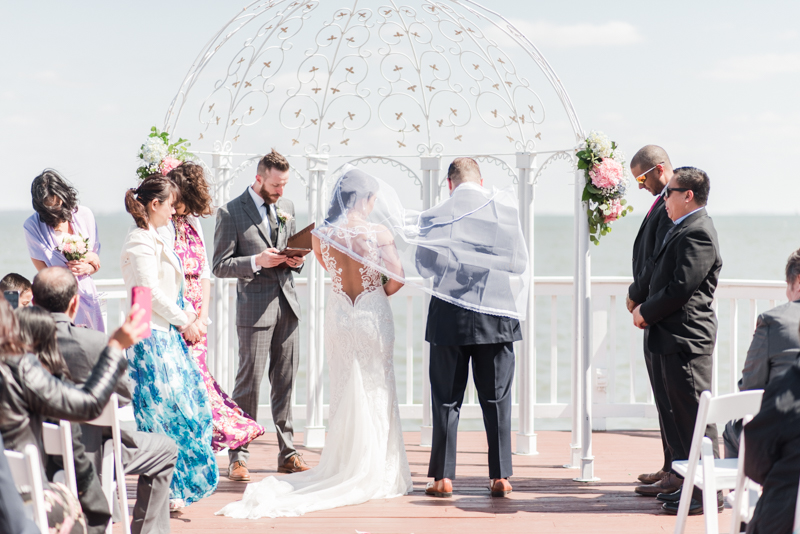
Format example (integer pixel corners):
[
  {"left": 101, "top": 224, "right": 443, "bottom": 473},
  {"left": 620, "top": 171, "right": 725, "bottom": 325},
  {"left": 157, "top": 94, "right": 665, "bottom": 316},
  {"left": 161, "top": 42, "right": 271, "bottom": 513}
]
[
  {"left": 638, "top": 469, "right": 667, "bottom": 484},
  {"left": 425, "top": 478, "right": 453, "bottom": 497},
  {"left": 228, "top": 461, "right": 250, "bottom": 482},
  {"left": 490, "top": 478, "right": 512, "bottom": 497},
  {"left": 278, "top": 454, "right": 311, "bottom": 473}
]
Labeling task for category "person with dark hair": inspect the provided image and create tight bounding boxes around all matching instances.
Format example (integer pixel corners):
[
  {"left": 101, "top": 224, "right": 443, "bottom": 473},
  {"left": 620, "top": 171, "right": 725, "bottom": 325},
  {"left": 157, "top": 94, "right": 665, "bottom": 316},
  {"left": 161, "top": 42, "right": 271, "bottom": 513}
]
[
  {"left": 0, "top": 298, "right": 146, "bottom": 533},
  {"left": 22, "top": 169, "right": 104, "bottom": 331},
  {"left": 633, "top": 166, "right": 723, "bottom": 515},
  {"left": 33, "top": 267, "right": 178, "bottom": 534},
  {"left": 212, "top": 148, "right": 308, "bottom": 480},
  {"left": 0, "top": 273, "right": 33, "bottom": 307},
  {"left": 121, "top": 175, "right": 217, "bottom": 511},
  {"left": 162, "top": 163, "right": 264, "bottom": 454}
]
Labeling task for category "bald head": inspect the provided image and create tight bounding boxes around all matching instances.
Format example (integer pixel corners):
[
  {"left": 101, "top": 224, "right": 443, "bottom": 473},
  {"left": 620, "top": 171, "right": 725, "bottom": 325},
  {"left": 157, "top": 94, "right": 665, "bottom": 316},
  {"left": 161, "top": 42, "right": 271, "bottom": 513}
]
[
  {"left": 630, "top": 145, "right": 673, "bottom": 172},
  {"left": 32, "top": 267, "right": 78, "bottom": 313},
  {"left": 447, "top": 157, "right": 482, "bottom": 188}
]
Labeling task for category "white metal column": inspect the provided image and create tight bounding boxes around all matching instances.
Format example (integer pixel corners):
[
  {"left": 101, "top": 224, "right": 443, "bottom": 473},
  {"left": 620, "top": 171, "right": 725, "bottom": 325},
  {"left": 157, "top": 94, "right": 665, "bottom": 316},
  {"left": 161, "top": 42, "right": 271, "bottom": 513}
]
[
  {"left": 211, "top": 151, "right": 232, "bottom": 392},
  {"left": 515, "top": 152, "right": 538, "bottom": 455},
  {"left": 419, "top": 155, "right": 441, "bottom": 447},
  {"left": 304, "top": 154, "right": 328, "bottom": 448}
]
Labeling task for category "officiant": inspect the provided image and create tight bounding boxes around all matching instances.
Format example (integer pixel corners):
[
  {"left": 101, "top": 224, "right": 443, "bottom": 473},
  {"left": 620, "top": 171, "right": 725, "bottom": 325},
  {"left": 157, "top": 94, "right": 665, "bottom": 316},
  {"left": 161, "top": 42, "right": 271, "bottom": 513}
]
[
  {"left": 416, "top": 157, "right": 529, "bottom": 499},
  {"left": 211, "top": 149, "right": 310, "bottom": 481}
]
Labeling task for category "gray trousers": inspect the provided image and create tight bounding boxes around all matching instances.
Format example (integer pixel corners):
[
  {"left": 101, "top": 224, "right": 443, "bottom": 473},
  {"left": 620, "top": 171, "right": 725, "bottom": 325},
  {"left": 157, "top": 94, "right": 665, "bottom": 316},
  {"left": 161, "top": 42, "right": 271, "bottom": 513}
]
[
  {"left": 230, "top": 293, "right": 299, "bottom": 465},
  {"left": 80, "top": 422, "right": 177, "bottom": 534}
]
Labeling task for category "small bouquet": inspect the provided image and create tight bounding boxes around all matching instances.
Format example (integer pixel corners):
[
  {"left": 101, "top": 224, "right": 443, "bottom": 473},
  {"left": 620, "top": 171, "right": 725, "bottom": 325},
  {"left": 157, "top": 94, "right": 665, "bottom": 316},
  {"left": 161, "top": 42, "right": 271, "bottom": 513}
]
[
  {"left": 275, "top": 208, "right": 293, "bottom": 229},
  {"left": 58, "top": 234, "right": 90, "bottom": 261},
  {"left": 577, "top": 131, "right": 633, "bottom": 245},
  {"left": 136, "top": 126, "right": 193, "bottom": 180}
]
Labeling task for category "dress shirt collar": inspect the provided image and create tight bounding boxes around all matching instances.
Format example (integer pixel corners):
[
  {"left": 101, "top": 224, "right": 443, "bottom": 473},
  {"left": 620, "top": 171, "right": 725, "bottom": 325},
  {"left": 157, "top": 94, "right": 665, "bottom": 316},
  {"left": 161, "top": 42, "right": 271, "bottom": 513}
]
[
  {"left": 673, "top": 206, "right": 704, "bottom": 226},
  {"left": 248, "top": 184, "right": 266, "bottom": 210},
  {"left": 450, "top": 181, "right": 484, "bottom": 196}
]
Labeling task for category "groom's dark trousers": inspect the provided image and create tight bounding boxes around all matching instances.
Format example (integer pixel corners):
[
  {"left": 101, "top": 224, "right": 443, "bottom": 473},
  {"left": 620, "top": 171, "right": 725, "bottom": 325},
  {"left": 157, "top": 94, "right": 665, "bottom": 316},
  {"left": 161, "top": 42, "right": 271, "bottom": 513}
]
[{"left": 426, "top": 297, "right": 521, "bottom": 481}]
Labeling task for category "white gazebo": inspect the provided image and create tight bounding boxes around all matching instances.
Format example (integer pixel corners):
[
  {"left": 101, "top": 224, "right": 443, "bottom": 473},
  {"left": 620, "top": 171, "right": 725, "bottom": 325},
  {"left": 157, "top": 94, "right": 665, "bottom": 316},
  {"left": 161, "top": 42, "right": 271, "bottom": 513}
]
[{"left": 163, "top": 0, "right": 598, "bottom": 481}]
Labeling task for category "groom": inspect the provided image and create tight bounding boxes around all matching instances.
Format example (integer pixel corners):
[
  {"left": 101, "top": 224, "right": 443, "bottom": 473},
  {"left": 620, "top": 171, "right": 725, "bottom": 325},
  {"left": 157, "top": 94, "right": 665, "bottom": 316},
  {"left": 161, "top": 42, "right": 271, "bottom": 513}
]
[
  {"left": 417, "top": 157, "right": 526, "bottom": 498},
  {"left": 212, "top": 149, "right": 309, "bottom": 481}
]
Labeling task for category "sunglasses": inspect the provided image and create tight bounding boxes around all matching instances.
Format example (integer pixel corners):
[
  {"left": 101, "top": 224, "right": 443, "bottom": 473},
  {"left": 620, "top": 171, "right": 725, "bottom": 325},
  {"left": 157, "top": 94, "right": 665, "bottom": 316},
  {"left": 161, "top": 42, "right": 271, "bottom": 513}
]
[
  {"left": 634, "top": 163, "right": 663, "bottom": 184},
  {"left": 664, "top": 186, "right": 690, "bottom": 198}
]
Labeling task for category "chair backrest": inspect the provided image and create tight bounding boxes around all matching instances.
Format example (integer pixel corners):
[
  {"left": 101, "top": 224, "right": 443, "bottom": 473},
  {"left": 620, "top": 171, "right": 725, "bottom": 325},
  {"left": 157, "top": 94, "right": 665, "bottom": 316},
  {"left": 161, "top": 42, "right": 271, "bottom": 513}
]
[
  {"left": 86, "top": 393, "right": 119, "bottom": 427},
  {"left": 41, "top": 422, "right": 63, "bottom": 455},
  {"left": 703, "top": 390, "right": 764, "bottom": 426},
  {"left": 794, "top": 472, "right": 800, "bottom": 534},
  {"left": 41, "top": 421, "right": 78, "bottom": 498},
  {"left": 4, "top": 444, "right": 48, "bottom": 534}
]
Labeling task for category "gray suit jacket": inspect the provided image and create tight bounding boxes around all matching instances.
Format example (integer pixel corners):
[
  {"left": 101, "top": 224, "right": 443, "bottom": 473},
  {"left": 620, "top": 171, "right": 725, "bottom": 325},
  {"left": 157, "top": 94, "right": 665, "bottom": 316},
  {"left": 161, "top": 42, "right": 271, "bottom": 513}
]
[
  {"left": 212, "top": 188, "right": 302, "bottom": 326},
  {"left": 739, "top": 300, "right": 800, "bottom": 391}
]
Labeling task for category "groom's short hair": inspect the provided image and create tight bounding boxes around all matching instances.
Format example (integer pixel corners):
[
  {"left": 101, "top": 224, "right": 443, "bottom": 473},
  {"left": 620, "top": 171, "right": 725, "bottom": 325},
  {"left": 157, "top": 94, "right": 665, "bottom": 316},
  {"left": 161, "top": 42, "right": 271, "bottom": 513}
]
[
  {"left": 447, "top": 157, "right": 481, "bottom": 184},
  {"left": 257, "top": 149, "right": 290, "bottom": 175},
  {"left": 673, "top": 166, "right": 710, "bottom": 206},
  {"left": 631, "top": 145, "right": 672, "bottom": 172}
]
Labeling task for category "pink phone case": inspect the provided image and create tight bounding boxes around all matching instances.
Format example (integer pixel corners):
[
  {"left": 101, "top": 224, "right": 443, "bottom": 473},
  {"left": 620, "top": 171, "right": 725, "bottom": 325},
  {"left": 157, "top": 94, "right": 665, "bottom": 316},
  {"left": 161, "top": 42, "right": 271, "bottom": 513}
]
[{"left": 131, "top": 286, "right": 152, "bottom": 338}]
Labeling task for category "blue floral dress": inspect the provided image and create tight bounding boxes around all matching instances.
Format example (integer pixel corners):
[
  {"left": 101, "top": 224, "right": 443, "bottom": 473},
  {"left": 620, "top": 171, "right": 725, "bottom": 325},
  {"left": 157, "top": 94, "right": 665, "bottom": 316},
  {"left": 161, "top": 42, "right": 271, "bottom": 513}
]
[{"left": 127, "top": 297, "right": 218, "bottom": 505}]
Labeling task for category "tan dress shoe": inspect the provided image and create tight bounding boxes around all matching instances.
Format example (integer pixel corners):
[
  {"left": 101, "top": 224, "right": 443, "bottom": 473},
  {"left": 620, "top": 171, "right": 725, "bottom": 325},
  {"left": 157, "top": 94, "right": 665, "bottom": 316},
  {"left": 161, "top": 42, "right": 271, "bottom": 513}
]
[
  {"left": 490, "top": 478, "right": 512, "bottom": 497},
  {"left": 635, "top": 472, "right": 682, "bottom": 496},
  {"left": 638, "top": 469, "right": 667, "bottom": 484},
  {"left": 425, "top": 478, "right": 453, "bottom": 497},
  {"left": 278, "top": 454, "right": 311, "bottom": 473},
  {"left": 228, "top": 461, "right": 250, "bottom": 482}
]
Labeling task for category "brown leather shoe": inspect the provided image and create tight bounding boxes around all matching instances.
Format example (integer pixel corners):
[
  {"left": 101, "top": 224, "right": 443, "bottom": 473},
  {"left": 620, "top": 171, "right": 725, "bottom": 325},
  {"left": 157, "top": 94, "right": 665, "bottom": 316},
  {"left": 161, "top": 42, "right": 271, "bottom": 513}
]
[
  {"left": 425, "top": 478, "right": 453, "bottom": 497},
  {"left": 490, "top": 478, "right": 512, "bottom": 497},
  {"left": 228, "top": 461, "right": 250, "bottom": 482},
  {"left": 278, "top": 454, "right": 310, "bottom": 473},
  {"left": 638, "top": 469, "right": 667, "bottom": 484},
  {"left": 635, "top": 472, "right": 682, "bottom": 496}
]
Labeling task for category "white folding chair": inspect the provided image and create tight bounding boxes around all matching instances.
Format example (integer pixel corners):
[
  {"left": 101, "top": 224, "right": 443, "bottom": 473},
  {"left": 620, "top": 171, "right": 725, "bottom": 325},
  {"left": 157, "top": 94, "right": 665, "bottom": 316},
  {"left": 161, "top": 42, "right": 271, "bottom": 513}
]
[
  {"left": 5, "top": 444, "right": 49, "bottom": 534},
  {"left": 672, "top": 389, "right": 764, "bottom": 534},
  {"left": 86, "top": 394, "right": 131, "bottom": 534},
  {"left": 794, "top": 472, "right": 800, "bottom": 534},
  {"left": 728, "top": 416, "right": 761, "bottom": 533},
  {"left": 41, "top": 420, "right": 78, "bottom": 497}
]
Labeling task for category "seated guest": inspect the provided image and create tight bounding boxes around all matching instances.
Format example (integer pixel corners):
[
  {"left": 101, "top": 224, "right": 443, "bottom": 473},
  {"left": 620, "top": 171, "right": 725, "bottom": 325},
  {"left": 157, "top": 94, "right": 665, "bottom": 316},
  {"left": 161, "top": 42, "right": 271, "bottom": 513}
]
[
  {"left": 0, "top": 432, "right": 40, "bottom": 534},
  {"left": 724, "top": 249, "right": 800, "bottom": 458},
  {"left": 0, "top": 273, "right": 33, "bottom": 307},
  {"left": 16, "top": 305, "right": 111, "bottom": 534},
  {"left": 744, "top": 356, "right": 800, "bottom": 533},
  {"left": 0, "top": 298, "right": 144, "bottom": 533},
  {"left": 31, "top": 266, "right": 178, "bottom": 534}
]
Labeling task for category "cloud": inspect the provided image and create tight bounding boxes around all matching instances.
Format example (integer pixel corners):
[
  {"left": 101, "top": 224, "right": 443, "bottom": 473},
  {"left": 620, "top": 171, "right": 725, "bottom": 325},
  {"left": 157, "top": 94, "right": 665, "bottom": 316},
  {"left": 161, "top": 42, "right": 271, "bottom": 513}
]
[
  {"left": 505, "top": 20, "right": 644, "bottom": 48},
  {"left": 704, "top": 53, "right": 800, "bottom": 81}
]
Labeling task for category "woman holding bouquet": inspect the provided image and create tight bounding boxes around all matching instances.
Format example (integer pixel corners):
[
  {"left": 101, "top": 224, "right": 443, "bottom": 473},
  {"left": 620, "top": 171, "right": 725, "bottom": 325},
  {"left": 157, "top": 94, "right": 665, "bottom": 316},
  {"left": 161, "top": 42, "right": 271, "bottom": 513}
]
[
  {"left": 121, "top": 175, "right": 218, "bottom": 511},
  {"left": 161, "top": 162, "right": 265, "bottom": 455},
  {"left": 23, "top": 170, "right": 104, "bottom": 331}
]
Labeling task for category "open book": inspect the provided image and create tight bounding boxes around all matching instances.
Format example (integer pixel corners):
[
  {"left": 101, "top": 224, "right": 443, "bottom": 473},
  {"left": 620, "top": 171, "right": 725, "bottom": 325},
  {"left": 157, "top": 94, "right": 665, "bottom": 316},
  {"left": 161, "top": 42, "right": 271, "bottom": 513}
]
[{"left": 280, "top": 222, "right": 315, "bottom": 258}]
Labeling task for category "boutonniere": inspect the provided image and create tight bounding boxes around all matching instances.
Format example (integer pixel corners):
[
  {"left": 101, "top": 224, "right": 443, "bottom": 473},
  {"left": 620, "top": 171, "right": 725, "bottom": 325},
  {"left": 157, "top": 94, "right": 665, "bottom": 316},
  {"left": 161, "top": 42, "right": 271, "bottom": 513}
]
[{"left": 276, "top": 208, "right": 292, "bottom": 228}]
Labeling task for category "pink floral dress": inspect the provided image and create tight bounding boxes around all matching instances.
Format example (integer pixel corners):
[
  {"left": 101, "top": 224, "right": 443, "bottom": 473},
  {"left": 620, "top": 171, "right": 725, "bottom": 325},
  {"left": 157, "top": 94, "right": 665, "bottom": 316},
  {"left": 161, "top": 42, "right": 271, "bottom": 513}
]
[{"left": 173, "top": 216, "right": 265, "bottom": 451}]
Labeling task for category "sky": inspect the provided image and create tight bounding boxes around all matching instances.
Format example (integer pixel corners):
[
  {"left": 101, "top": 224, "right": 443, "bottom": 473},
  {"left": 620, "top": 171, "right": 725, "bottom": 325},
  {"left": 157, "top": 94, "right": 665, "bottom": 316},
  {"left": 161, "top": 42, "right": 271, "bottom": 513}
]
[{"left": 1, "top": 0, "right": 799, "bottom": 215}]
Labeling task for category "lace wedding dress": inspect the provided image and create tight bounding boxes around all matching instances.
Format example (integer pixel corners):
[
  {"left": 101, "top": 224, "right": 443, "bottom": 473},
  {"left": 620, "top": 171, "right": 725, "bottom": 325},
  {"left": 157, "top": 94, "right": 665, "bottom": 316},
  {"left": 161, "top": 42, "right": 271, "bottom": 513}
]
[{"left": 217, "top": 224, "right": 413, "bottom": 519}]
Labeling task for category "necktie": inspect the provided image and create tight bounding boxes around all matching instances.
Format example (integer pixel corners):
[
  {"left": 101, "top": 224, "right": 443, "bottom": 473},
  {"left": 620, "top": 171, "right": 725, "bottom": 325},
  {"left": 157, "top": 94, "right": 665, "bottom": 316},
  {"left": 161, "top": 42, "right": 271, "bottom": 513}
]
[
  {"left": 268, "top": 204, "right": 279, "bottom": 244},
  {"left": 646, "top": 196, "right": 660, "bottom": 218},
  {"left": 661, "top": 224, "right": 676, "bottom": 247}
]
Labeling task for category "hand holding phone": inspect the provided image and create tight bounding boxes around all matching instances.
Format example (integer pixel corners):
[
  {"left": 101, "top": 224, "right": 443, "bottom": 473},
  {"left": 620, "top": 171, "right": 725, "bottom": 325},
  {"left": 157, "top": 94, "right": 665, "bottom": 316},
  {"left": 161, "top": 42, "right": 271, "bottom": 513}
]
[{"left": 131, "top": 286, "right": 152, "bottom": 338}]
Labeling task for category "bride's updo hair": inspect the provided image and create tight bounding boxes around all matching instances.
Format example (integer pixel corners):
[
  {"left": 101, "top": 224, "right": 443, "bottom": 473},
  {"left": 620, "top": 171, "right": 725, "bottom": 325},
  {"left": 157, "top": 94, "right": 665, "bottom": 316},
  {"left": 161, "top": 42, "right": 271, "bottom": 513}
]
[
  {"left": 124, "top": 175, "right": 179, "bottom": 229},
  {"left": 325, "top": 168, "right": 379, "bottom": 224}
]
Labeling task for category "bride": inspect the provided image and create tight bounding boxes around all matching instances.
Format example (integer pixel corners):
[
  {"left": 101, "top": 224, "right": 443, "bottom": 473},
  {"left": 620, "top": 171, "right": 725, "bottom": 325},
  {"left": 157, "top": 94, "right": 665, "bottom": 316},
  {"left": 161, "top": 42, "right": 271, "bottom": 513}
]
[{"left": 217, "top": 168, "right": 413, "bottom": 519}]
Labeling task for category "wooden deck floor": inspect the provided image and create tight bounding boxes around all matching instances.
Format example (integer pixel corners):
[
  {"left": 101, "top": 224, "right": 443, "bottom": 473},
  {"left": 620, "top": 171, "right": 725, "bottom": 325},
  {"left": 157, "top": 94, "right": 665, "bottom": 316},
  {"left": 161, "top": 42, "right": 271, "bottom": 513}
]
[{"left": 117, "top": 430, "right": 730, "bottom": 533}]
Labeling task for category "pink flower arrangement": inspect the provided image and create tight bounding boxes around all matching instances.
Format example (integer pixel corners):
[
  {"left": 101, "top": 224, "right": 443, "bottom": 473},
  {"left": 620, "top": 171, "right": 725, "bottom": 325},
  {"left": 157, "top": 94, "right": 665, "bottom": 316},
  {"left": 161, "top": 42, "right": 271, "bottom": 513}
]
[
  {"left": 160, "top": 157, "right": 182, "bottom": 176},
  {"left": 58, "top": 234, "right": 90, "bottom": 261},
  {"left": 603, "top": 199, "right": 624, "bottom": 223},
  {"left": 589, "top": 158, "right": 623, "bottom": 190}
]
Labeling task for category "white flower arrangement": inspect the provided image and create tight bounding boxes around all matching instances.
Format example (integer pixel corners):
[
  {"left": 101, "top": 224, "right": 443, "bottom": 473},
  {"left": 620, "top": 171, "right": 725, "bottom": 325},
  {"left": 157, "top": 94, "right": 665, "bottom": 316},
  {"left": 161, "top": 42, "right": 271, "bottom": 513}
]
[
  {"left": 136, "top": 127, "right": 193, "bottom": 180},
  {"left": 58, "top": 234, "right": 90, "bottom": 261},
  {"left": 586, "top": 130, "right": 614, "bottom": 159}
]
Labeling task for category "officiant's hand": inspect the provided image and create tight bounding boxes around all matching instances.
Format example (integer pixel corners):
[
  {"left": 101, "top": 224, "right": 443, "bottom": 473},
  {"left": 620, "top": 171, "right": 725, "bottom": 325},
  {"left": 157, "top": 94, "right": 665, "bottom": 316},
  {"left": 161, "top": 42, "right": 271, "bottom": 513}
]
[
  {"left": 255, "top": 248, "right": 286, "bottom": 269},
  {"left": 285, "top": 255, "right": 305, "bottom": 269}
]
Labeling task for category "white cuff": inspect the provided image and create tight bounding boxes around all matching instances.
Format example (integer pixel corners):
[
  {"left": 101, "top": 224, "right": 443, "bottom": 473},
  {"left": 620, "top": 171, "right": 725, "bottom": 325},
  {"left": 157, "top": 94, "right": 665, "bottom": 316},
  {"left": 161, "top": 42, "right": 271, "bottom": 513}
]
[{"left": 251, "top": 255, "right": 259, "bottom": 272}]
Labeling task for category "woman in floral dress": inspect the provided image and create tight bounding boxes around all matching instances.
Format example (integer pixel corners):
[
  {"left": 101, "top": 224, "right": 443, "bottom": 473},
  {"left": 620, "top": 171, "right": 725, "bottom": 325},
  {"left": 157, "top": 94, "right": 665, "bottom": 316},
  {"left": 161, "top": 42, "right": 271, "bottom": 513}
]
[{"left": 163, "top": 162, "right": 265, "bottom": 458}]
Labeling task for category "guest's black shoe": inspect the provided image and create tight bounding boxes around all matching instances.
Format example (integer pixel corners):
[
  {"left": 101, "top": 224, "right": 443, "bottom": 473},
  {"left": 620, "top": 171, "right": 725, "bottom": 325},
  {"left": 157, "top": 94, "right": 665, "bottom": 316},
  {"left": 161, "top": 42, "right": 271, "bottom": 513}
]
[
  {"left": 656, "top": 487, "right": 681, "bottom": 503},
  {"left": 661, "top": 492, "right": 723, "bottom": 515}
]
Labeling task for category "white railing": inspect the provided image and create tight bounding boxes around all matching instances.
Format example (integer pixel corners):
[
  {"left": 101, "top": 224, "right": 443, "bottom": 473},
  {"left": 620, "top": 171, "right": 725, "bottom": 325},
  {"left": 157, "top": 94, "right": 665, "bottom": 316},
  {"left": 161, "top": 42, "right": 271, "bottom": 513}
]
[{"left": 96, "top": 276, "right": 786, "bottom": 432}]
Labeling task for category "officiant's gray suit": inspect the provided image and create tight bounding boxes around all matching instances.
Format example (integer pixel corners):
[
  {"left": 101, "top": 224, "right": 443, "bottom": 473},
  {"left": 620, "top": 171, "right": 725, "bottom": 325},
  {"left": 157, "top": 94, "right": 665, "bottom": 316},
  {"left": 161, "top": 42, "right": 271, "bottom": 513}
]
[{"left": 212, "top": 187, "right": 302, "bottom": 465}]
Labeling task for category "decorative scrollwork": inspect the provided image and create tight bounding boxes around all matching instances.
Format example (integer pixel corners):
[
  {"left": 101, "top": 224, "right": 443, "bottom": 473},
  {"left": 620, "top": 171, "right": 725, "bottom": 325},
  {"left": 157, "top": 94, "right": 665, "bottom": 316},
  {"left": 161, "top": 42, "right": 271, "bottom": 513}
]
[
  {"left": 332, "top": 156, "right": 422, "bottom": 187},
  {"left": 531, "top": 150, "right": 574, "bottom": 185},
  {"left": 474, "top": 155, "right": 517, "bottom": 181}
]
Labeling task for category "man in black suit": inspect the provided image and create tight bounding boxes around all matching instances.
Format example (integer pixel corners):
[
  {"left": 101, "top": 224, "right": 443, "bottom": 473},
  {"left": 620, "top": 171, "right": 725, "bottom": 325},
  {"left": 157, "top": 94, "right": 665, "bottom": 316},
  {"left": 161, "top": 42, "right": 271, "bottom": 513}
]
[
  {"left": 418, "top": 158, "right": 527, "bottom": 499},
  {"left": 32, "top": 267, "right": 177, "bottom": 534},
  {"left": 627, "top": 146, "right": 683, "bottom": 497},
  {"left": 633, "top": 167, "right": 723, "bottom": 515}
]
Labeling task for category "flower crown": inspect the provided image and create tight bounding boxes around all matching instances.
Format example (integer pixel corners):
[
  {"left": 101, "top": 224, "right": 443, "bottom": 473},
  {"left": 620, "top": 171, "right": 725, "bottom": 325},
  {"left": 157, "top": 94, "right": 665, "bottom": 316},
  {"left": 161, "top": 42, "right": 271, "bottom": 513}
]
[{"left": 136, "top": 126, "right": 193, "bottom": 180}]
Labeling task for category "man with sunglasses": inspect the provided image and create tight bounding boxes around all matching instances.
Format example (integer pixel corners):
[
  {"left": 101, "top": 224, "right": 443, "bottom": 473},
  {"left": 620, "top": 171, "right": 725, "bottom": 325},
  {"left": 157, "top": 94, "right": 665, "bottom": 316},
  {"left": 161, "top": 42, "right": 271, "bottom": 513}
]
[
  {"left": 627, "top": 146, "right": 682, "bottom": 498},
  {"left": 632, "top": 167, "right": 723, "bottom": 516}
]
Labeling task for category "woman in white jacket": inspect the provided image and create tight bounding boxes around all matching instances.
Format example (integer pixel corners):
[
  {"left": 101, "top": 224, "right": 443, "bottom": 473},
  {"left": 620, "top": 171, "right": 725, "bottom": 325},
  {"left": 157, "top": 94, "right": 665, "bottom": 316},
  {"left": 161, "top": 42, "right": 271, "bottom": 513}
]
[{"left": 121, "top": 175, "right": 218, "bottom": 511}]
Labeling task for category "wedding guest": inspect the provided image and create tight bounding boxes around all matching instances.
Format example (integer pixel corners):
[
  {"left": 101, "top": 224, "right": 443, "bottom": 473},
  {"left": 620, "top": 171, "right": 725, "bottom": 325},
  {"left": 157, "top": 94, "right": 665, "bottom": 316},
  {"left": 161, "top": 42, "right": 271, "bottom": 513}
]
[
  {"left": 16, "top": 305, "right": 111, "bottom": 534},
  {"left": 163, "top": 162, "right": 264, "bottom": 453},
  {"left": 23, "top": 170, "right": 104, "bottom": 331},
  {"left": 0, "top": 273, "right": 33, "bottom": 307},
  {"left": 0, "top": 299, "right": 145, "bottom": 534},
  {"left": 121, "top": 175, "right": 217, "bottom": 511},
  {"left": 32, "top": 266, "right": 177, "bottom": 534}
]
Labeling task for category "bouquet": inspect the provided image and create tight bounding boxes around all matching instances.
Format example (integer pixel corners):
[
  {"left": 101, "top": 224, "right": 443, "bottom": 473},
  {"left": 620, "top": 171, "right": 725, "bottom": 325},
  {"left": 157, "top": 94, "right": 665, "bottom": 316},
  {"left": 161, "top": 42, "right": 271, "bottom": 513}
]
[
  {"left": 58, "top": 234, "right": 90, "bottom": 261},
  {"left": 136, "top": 126, "right": 193, "bottom": 180},
  {"left": 577, "top": 131, "right": 633, "bottom": 245}
]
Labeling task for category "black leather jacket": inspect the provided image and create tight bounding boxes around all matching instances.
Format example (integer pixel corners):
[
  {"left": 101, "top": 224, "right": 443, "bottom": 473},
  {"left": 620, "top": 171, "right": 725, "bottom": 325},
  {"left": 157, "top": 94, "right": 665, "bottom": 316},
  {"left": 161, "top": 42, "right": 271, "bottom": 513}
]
[{"left": 0, "top": 345, "right": 127, "bottom": 467}]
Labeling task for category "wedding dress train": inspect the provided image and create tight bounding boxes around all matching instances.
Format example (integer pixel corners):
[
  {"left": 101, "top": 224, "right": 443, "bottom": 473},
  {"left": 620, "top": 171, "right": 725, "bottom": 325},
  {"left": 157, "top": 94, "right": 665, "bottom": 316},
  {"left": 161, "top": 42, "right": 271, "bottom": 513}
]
[{"left": 217, "top": 229, "right": 413, "bottom": 519}]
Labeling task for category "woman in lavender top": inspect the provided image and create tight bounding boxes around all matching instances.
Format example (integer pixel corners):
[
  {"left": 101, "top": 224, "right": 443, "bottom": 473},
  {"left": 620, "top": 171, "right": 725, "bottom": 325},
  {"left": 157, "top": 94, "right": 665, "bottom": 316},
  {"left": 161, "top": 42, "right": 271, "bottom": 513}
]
[{"left": 22, "top": 170, "right": 105, "bottom": 332}]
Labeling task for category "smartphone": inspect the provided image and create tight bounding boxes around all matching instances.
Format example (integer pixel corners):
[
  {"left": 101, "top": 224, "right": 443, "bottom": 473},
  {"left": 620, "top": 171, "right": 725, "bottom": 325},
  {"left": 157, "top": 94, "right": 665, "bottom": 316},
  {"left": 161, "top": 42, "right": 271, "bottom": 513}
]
[
  {"left": 3, "top": 290, "right": 19, "bottom": 310},
  {"left": 130, "top": 286, "right": 152, "bottom": 338}
]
